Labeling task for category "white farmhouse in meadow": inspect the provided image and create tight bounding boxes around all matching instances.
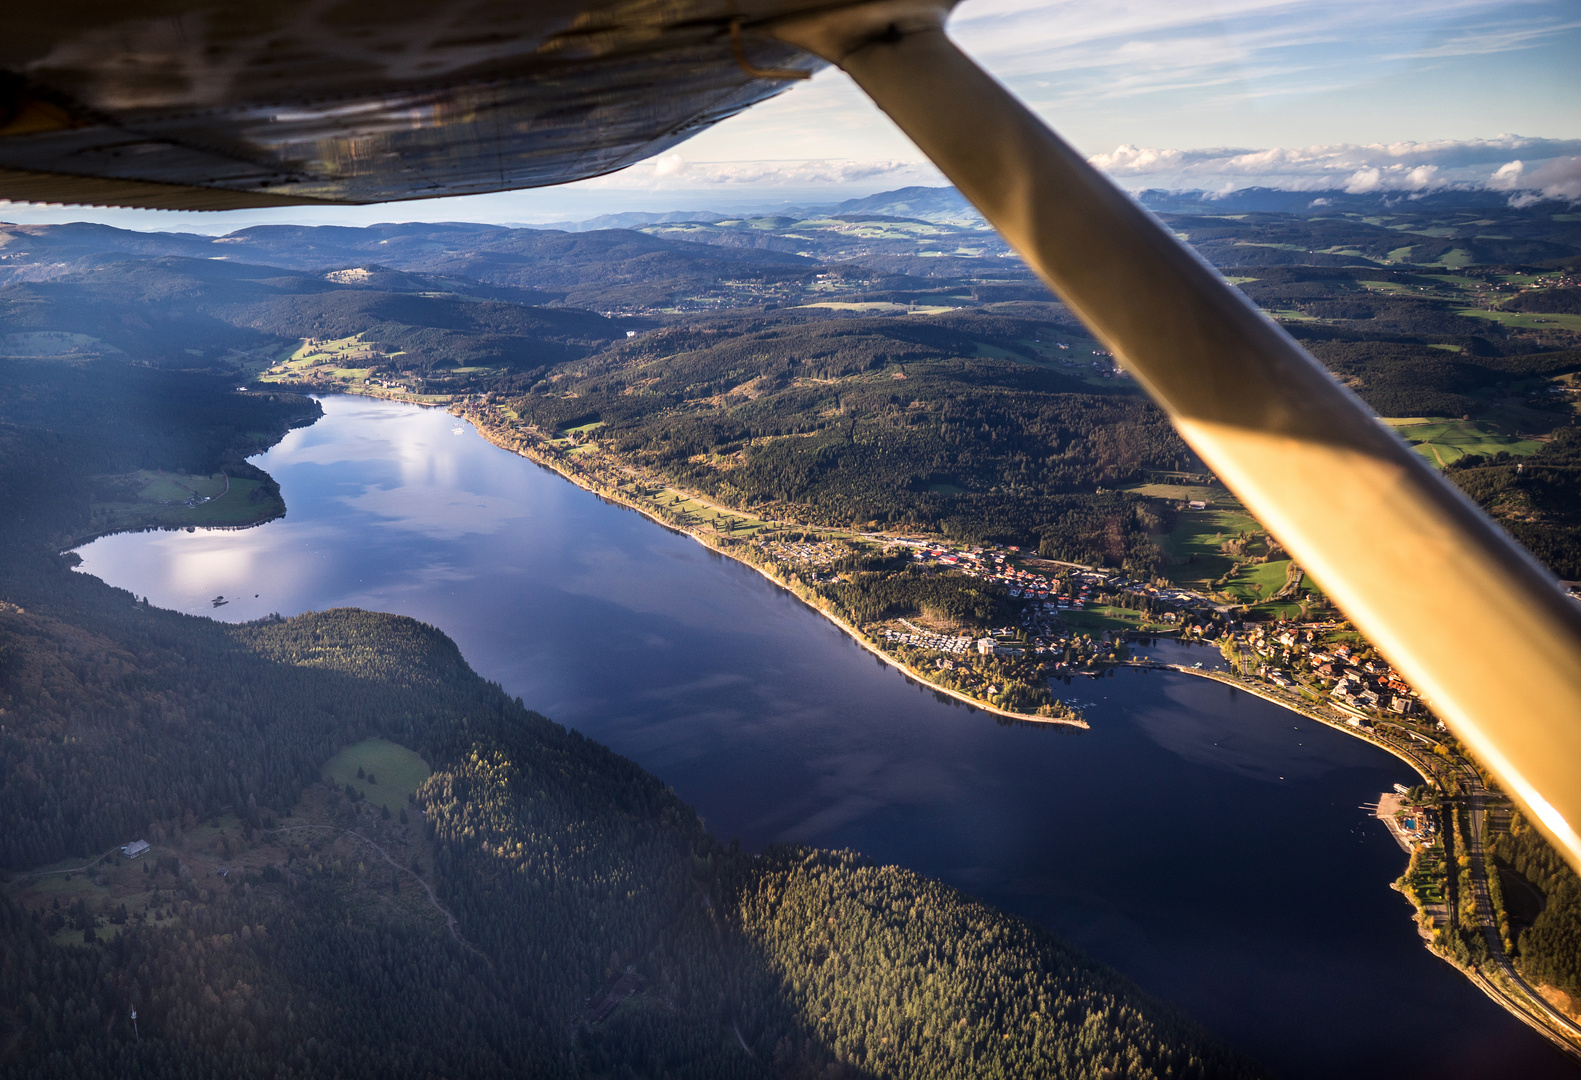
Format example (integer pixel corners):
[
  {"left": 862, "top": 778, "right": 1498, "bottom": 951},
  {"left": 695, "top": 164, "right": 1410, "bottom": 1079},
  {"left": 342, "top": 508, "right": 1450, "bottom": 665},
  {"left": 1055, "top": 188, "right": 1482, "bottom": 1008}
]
[{"left": 120, "top": 840, "right": 150, "bottom": 859}]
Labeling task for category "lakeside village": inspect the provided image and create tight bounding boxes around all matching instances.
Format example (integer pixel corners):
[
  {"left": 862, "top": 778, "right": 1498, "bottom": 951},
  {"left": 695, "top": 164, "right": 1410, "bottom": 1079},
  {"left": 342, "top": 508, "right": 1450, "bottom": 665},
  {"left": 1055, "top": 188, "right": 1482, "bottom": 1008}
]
[
  {"left": 740, "top": 532, "right": 1443, "bottom": 733},
  {"left": 752, "top": 533, "right": 1572, "bottom": 1014},
  {"left": 737, "top": 532, "right": 1581, "bottom": 1049}
]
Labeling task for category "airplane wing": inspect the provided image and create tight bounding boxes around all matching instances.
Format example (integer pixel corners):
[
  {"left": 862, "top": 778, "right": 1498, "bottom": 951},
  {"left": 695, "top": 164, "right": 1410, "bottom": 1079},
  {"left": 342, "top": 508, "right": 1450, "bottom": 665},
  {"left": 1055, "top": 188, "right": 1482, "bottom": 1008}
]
[
  {"left": 4, "top": 0, "right": 1579, "bottom": 873},
  {"left": 0, "top": 0, "right": 823, "bottom": 208}
]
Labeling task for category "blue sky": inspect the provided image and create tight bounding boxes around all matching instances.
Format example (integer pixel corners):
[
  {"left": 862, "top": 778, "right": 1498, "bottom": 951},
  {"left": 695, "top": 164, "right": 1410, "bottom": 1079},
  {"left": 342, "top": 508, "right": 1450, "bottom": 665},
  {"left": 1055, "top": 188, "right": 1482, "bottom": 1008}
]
[{"left": 4, "top": 0, "right": 1578, "bottom": 230}]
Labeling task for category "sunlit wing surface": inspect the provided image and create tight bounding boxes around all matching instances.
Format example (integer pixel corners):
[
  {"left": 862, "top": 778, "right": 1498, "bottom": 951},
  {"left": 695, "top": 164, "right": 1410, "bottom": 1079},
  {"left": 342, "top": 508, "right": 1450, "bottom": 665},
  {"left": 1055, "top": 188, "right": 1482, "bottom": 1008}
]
[
  {"left": 0, "top": 1, "right": 822, "bottom": 208},
  {"left": 4, "top": 0, "right": 1580, "bottom": 873}
]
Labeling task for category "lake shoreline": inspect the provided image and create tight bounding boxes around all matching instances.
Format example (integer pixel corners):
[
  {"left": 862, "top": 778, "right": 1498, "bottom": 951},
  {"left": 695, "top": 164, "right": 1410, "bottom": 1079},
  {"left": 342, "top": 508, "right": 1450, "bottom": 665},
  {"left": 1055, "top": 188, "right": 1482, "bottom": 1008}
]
[
  {"left": 452, "top": 401, "right": 1089, "bottom": 730},
  {"left": 1128, "top": 661, "right": 1434, "bottom": 783}
]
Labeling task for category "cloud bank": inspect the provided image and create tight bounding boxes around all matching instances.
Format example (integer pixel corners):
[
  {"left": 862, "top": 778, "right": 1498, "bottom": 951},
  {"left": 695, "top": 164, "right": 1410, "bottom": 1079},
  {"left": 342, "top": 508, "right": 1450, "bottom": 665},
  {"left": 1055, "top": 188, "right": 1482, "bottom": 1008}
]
[
  {"left": 1086, "top": 136, "right": 1581, "bottom": 200},
  {"left": 566, "top": 136, "right": 1581, "bottom": 206}
]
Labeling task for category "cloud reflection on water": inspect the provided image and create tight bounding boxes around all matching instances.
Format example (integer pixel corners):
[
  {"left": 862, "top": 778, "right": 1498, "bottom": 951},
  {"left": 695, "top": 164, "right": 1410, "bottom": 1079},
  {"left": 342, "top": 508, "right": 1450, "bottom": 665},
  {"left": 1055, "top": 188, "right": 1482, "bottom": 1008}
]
[{"left": 338, "top": 484, "right": 530, "bottom": 538}]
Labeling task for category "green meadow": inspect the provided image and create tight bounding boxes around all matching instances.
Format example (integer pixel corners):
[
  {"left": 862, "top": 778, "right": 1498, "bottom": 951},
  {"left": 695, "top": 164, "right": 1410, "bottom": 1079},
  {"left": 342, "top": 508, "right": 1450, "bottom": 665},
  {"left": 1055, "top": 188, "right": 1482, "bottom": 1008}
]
[
  {"left": 1457, "top": 307, "right": 1581, "bottom": 333},
  {"left": 1383, "top": 418, "right": 1543, "bottom": 468},
  {"left": 323, "top": 738, "right": 431, "bottom": 812},
  {"left": 91, "top": 470, "right": 281, "bottom": 531},
  {"left": 1153, "top": 505, "right": 1261, "bottom": 588},
  {"left": 643, "top": 487, "right": 771, "bottom": 536}
]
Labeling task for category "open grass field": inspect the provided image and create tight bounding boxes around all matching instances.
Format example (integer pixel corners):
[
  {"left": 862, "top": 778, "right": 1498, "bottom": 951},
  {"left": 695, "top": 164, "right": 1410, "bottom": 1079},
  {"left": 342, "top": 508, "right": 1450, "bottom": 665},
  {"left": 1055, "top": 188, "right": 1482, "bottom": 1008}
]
[
  {"left": 798, "top": 301, "right": 962, "bottom": 315},
  {"left": 90, "top": 471, "right": 282, "bottom": 532},
  {"left": 798, "top": 301, "right": 910, "bottom": 313},
  {"left": 4, "top": 812, "right": 253, "bottom": 946},
  {"left": 1058, "top": 607, "right": 1139, "bottom": 632},
  {"left": 1153, "top": 506, "right": 1262, "bottom": 587},
  {"left": 1382, "top": 418, "right": 1544, "bottom": 468},
  {"left": 1059, "top": 604, "right": 1170, "bottom": 633},
  {"left": 6, "top": 774, "right": 449, "bottom": 950},
  {"left": 643, "top": 486, "right": 771, "bottom": 536},
  {"left": 1125, "top": 481, "right": 1234, "bottom": 504},
  {"left": 259, "top": 334, "right": 444, "bottom": 401},
  {"left": 133, "top": 470, "right": 227, "bottom": 502},
  {"left": 1457, "top": 307, "right": 1581, "bottom": 333},
  {"left": 323, "top": 738, "right": 431, "bottom": 812},
  {"left": 1223, "top": 559, "right": 1293, "bottom": 604}
]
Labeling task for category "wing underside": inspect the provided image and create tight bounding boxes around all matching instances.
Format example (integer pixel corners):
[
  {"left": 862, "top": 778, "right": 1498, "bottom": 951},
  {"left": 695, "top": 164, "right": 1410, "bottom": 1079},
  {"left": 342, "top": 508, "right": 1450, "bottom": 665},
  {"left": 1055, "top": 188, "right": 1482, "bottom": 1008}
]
[{"left": 0, "top": 0, "right": 824, "bottom": 208}]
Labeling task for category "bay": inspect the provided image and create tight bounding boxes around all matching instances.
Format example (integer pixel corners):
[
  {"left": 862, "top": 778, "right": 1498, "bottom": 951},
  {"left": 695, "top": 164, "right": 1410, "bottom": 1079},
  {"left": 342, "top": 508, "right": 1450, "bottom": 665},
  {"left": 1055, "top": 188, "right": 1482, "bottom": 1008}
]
[{"left": 75, "top": 395, "right": 1576, "bottom": 1079}]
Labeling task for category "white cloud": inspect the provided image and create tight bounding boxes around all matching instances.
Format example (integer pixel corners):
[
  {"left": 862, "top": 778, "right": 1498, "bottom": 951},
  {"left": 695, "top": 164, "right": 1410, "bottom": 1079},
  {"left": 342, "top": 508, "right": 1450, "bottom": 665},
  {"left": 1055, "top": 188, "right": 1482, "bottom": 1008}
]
[
  {"left": 1491, "top": 156, "right": 1581, "bottom": 204},
  {"left": 1084, "top": 136, "right": 1581, "bottom": 197},
  {"left": 950, "top": 0, "right": 1576, "bottom": 85},
  {"left": 1490, "top": 160, "right": 1527, "bottom": 189},
  {"left": 651, "top": 153, "right": 687, "bottom": 178}
]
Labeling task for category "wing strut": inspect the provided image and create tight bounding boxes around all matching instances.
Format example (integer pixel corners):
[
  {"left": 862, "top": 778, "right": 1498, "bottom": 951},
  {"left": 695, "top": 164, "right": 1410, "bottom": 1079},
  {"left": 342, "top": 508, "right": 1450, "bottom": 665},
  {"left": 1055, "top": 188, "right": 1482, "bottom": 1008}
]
[{"left": 769, "top": 0, "right": 1581, "bottom": 871}]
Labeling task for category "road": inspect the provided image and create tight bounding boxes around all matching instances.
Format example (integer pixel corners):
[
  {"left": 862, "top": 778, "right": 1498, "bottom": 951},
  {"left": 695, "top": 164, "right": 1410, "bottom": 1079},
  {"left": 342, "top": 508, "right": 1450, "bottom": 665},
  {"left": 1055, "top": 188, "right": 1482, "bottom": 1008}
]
[
  {"left": 270, "top": 823, "right": 487, "bottom": 962},
  {"left": 1446, "top": 755, "right": 1581, "bottom": 1056}
]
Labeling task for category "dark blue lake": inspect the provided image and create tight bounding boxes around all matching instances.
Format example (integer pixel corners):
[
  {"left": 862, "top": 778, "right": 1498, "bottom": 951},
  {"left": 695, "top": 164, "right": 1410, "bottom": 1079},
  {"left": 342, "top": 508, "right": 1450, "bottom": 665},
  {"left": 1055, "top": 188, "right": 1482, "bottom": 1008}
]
[{"left": 75, "top": 395, "right": 1575, "bottom": 1079}]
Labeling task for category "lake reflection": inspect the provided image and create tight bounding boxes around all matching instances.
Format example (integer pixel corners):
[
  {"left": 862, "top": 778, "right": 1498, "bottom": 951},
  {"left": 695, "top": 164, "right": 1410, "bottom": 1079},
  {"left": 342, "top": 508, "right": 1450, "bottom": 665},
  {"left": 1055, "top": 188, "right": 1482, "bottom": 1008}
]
[{"left": 76, "top": 396, "right": 1577, "bottom": 1080}]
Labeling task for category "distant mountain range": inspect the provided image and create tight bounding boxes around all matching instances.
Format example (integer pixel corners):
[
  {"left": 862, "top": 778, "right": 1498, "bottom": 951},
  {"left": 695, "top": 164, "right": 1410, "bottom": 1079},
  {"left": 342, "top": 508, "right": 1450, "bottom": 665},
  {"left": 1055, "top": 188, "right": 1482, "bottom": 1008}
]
[
  {"left": 519, "top": 183, "right": 1575, "bottom": 232},
  {"left": 520, "top": 186, "right": 987, "bottom": 231}
]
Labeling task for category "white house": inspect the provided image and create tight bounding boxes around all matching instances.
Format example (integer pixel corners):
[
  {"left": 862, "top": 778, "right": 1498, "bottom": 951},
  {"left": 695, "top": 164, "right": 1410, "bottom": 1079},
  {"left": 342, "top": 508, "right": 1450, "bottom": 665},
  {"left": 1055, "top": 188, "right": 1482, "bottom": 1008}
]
[{"left": 120, "top": 839, "right": 150, "bottom": 859}]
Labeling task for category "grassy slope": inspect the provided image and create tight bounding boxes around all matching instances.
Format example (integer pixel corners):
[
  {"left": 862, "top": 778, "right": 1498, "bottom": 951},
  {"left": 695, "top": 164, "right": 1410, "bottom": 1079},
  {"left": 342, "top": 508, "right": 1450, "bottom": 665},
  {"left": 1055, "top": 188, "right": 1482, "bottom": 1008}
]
[{"left": 323, "top": 737, "right": 432, "bottom": 812}]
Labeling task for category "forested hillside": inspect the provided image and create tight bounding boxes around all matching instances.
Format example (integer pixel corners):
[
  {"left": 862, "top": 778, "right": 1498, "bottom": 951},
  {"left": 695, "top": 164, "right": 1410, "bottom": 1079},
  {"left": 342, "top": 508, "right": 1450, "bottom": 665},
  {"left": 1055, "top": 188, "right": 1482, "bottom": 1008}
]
[
  {"left": 0, "top": 592, "right": 1262, "bottom": 1079},
  {"left": 1443, "top": 425, "right": 1581, "bottom": 577},
  {"left": 0, "top": 324, "right": 1257, "bottom": 1076},
  {"left": 509, "top": 310, "right": 1189, "bottom": 565},
  {"left": 0, "top": 355, "right": 315, "bottom": 546},
  {"left": 729, "top": 849, "right": 1250, "bottom": 1079},
  {"left": 7, "top": 198, "right": 1580, "bottom": 570}
]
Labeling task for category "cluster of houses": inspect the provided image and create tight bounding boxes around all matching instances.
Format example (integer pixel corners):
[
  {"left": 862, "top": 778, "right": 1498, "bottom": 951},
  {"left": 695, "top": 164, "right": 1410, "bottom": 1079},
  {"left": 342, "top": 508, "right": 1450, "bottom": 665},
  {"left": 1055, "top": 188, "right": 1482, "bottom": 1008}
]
[
  {"left": 883, "top": 538, "right": 1229, "bottom": 626},
  {"left": 1242, "top": 624, "right": 1426, "bottom": 721},
  {"left": 879, "top": 625, "right": 974, "bottom": 654},
  {"left": 900, "top": 542, "right": 1094, "bottom": 606},
  {"left": 754, "top": 536, "right": 843, "bottom": 569},
  {"left": 853, "top": 532, "right": 1444, "bottom": 726},
  {"left": 879, "top": 614, "right": 1121, "bottom": 674}
]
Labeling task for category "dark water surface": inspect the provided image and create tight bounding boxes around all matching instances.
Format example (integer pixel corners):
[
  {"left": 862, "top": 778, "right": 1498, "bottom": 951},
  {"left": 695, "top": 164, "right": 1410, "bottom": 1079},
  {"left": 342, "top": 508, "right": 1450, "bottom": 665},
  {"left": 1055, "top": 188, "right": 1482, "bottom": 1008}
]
[{"left": 76, "top": 396, "right": 1572, "bottom": 1079}]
